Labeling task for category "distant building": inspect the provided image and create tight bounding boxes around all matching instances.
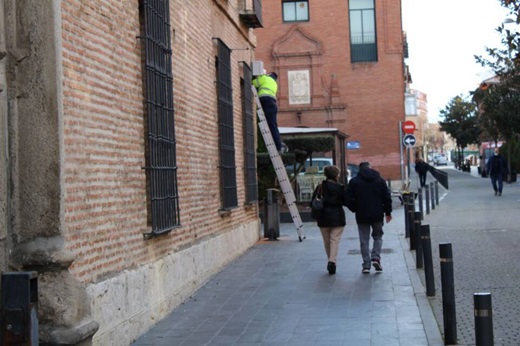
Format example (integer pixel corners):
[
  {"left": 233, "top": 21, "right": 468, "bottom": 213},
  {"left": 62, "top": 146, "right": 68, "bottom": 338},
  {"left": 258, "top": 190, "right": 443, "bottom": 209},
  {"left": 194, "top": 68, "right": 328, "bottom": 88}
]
[{"left": 254, "top": 0, "right": 407, "bottom": 179}]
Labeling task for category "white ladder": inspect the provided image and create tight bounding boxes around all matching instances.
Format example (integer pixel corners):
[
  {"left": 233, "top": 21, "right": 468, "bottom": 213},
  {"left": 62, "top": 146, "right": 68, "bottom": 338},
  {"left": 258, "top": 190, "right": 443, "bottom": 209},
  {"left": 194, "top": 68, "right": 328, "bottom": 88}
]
[{"left": 252, "top": 86, "right": 305, "bottom": 241}]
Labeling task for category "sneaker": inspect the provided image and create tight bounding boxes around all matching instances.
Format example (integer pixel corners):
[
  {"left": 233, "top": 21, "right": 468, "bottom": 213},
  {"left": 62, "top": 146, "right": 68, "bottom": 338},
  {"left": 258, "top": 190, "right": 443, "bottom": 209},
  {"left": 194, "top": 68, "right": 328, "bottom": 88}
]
[
  {"left": 362, "top": 267, "right": 370, "bottom": 274},
  {"left": 498, "top": 192, "right": 502, "bottom": 196},
  {"left": 372, "top": 260, "right": 383, "bottom": 273},
  {"left": 280, "top": 142, "right": 288, "bottom": 153},
  {"left": 327, "top": 261, "right": 336, "bottom": 275},
  {"left": 495, "top": 190, "right": 498, "bottom": 196}
]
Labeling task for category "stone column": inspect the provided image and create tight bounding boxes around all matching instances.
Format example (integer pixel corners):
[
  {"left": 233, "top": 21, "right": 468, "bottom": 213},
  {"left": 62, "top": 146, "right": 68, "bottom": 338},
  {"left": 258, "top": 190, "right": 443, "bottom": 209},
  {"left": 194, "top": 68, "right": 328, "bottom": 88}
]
[{"left": 4, "top": 1, "right": 98, "bottom": 344}]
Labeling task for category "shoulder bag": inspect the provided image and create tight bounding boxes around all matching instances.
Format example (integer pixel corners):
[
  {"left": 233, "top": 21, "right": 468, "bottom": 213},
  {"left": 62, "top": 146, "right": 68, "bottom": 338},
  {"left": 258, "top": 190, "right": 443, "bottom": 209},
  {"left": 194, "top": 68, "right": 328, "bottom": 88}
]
[{"left": 311, "top": 183, "right": 324, "bottom": 220}]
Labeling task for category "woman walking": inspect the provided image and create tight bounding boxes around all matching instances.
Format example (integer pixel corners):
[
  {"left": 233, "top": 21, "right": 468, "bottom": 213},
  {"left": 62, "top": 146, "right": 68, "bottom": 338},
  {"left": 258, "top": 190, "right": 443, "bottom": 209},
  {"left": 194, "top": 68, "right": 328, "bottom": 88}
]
[{"left": 310, "top": 165, "right": 347, "bottom": 275}]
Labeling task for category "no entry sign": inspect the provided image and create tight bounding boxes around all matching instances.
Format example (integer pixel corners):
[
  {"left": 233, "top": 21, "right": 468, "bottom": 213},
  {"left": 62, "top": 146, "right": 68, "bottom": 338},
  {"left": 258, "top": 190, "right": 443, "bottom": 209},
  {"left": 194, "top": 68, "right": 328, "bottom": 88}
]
[{"left": 402, "top": 120, "right": 416, "bottom": 134}]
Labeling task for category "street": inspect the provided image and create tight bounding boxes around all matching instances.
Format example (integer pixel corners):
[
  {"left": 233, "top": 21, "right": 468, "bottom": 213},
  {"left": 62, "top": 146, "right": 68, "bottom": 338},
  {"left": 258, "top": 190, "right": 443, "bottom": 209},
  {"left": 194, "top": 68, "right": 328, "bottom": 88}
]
[{"left": 419, "top": 165, "right": 520, "bottom": 346}]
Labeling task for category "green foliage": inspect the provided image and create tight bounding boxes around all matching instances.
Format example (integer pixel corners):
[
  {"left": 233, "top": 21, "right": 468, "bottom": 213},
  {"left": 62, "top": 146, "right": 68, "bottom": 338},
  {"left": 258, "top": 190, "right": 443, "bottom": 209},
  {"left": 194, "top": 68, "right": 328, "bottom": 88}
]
[
  {"left": 439, "top": 96, "right": 480, "bottom": 151},
  {"left": 256, "top": 135, "right": 336, "bottom": 201}
]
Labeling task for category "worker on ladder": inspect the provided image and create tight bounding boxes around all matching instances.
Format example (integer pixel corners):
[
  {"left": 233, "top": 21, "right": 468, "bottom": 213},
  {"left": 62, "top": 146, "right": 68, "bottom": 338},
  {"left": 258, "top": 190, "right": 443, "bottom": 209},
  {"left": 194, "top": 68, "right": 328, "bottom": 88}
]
[{"left": 253, "top": 72, "right": 286, "bottom": 155}]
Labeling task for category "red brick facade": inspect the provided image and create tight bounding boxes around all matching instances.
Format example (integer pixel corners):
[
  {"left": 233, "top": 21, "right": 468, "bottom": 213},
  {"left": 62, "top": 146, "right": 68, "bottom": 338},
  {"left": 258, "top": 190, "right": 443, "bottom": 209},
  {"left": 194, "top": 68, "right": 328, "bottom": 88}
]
[
  {"left": 1, "top": 1, "right": 261, "bottom": 344},
  {"left": 255, "top": 0, "right": 405, "bottom": 179},
  {"left": 60, "top": 0, "right": 260, "bottom": 284}
]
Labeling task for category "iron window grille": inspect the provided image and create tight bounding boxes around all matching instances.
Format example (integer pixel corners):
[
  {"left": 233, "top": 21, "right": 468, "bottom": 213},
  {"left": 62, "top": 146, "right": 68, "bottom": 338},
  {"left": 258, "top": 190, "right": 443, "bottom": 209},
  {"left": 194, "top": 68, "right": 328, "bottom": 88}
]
[
  {"left": 349, "top": 0, "right": 378, "bottom": 62},
  {"left": 141, "top": 0, "right": 180, "bottom": 236},
  {"left": 216, "top": 39, "right": 238, "bottom": 210},
  {"left": 241, "top": 64, "right": 258, "bottom": 204}
]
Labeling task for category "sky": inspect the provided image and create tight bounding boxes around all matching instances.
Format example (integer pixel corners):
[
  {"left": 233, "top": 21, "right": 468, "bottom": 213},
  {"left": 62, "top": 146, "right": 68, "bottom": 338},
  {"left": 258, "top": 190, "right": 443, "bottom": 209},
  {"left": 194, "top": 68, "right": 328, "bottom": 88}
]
[{"left": 401, "top": 0, "right": 511, "bottom": 122}]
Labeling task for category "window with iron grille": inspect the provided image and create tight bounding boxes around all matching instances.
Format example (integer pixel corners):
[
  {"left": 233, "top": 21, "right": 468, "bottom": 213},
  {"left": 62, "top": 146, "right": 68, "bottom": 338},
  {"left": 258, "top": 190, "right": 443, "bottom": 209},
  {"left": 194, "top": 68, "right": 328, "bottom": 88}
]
[
  {"left": 241, "top": 64, "right": 258, "bottom": 204},
  {"left": 282, "top": 0, "right": 309, "bottom": 22},
  {"left": 216, "top": 39, "right": 238, "bottom": 210},
  {"left": 140, "top": 0, "right": 180, "bottom": 235},
  {"left": 349, "top": 0, "right": 378, "bottom": 63}
]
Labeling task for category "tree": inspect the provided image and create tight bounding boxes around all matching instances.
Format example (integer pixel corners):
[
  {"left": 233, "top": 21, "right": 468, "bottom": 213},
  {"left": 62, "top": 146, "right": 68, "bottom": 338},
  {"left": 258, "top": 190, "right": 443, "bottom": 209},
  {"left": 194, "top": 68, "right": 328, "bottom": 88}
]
[
  {"left": 438, "top": 96, "right": 480, "bottom": 168},
  {"left": 473, "top": 0, "right": 520, "bottom": 180},
  {"left": 256, "top": 135, "right": 335, "bottom": 201}
]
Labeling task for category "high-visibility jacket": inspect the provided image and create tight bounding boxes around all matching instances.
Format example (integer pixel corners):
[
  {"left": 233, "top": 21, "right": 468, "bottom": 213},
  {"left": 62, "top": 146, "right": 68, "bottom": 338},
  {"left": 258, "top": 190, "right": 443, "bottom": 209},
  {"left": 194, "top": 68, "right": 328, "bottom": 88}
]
[{"left": 253, "top": 75, "right": 277, "bottom": 99}]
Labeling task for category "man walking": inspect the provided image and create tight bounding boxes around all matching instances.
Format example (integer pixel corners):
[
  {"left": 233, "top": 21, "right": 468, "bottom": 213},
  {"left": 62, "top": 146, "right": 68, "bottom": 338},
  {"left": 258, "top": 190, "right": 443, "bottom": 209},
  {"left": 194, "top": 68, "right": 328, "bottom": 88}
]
[
  {"left": 346, "top": 162, "right": 393, "bottom": 273},
  {"left": 414, "top": 157, "right": 429, "bottom": 188},
  {"left": 486, "top": 147, "right": 508, "bottom": 196}
]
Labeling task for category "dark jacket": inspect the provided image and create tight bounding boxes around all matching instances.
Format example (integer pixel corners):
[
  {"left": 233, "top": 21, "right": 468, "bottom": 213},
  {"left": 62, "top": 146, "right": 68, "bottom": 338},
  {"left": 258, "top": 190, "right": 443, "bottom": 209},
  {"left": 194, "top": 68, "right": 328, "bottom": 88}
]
[
  {"left": 345, "top": 167, "right": 392, "bottom": 224},
  {"left": 310, "top": 180, "right": 346, "bottom": 227},
  {"left": 486, "top": 154, "right": 508, "bottom": 177},
  {"left": 415, "top": 160, "right": 429, "bottom": 175}
]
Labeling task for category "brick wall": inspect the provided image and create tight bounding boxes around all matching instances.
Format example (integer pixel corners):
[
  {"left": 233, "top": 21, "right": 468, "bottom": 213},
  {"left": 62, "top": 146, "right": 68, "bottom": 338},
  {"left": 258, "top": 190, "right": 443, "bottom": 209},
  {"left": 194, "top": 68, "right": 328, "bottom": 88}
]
[
  {"left": 61, "top": 0, "right": 259, "bottom": 284},
  {"left": 255, "top": 0, "right": 405, "bottom": 180}
]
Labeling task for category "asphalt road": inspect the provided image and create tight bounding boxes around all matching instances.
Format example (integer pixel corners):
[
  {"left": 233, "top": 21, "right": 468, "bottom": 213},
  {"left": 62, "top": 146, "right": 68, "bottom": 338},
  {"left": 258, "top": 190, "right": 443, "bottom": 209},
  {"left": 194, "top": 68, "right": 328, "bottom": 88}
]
[{"left": 416, "top": 165, "right": 520, "bottom": 346}]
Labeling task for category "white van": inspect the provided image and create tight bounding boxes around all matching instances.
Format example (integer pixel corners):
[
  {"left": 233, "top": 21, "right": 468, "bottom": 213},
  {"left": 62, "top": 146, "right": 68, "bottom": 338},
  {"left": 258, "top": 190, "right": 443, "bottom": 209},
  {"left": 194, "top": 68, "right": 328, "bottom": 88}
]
[{"left": 433, "top": 153, "right": 448, "bottom": 166}]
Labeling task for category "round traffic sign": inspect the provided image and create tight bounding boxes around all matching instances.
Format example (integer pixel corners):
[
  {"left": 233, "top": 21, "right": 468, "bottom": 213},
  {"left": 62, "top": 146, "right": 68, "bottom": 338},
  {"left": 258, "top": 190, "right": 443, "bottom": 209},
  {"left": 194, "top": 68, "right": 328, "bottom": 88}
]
[
  {"left": 402, "top": 120, "right": 416, "bottom": 134},
  {"left": 402, "top": 134, "right": 416, "bottom": 147}
]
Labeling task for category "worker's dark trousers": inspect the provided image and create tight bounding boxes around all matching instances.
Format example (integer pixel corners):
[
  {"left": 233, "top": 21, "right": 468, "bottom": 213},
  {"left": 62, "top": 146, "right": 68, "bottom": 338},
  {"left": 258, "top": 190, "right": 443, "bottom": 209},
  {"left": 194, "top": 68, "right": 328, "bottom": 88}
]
[{"left": 259, "top": 96, "right": 281, "bottom": 151}]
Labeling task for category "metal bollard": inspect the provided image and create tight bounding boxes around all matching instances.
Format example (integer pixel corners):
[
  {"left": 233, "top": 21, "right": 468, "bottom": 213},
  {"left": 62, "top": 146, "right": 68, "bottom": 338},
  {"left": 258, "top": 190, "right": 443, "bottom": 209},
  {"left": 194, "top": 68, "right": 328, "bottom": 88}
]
[
  {"left": 421, "top": 225, "right": 435, "bottom": 296},
  {"left": 435, "top": 181, "right": 439, "bottom": 205},
  {"left": 403, "top": 193, "right": 410, "bottom": 238},
  {"left": 418, "top": 188, "right": 423, "bottom": 220},
  {"left": 414, "top": 212, "right": 423, "bottom": 269},
  {"left": 406, "top": 193, "right": 415, "bottom": 241},
  {"left": 409, "top": 208, "right": 416, "bottom": 251},
  {"left": 474, "top": 292, "right": 494, "bottom": 346},
  {"left": 430, "top": 182, "right": 435, "bottom": 210},
  {"left": 425, "top": 187, "right": 430, "bottom": 215},
  {"left": 1, "top": 272, "right": 39, "bottom": 346},
  {"left": 440, "top": 243, "right": 457, "bottom": 345},
  {"left": 264, "top": 189, "right": 280, "bottom": 240}
]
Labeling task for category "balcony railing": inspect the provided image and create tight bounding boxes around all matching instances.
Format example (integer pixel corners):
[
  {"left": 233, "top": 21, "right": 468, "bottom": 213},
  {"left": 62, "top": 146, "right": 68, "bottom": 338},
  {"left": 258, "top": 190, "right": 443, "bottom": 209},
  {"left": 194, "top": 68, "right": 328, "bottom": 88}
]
[{"left": 239, "top": 0, "right": 263, "bottom": 28}]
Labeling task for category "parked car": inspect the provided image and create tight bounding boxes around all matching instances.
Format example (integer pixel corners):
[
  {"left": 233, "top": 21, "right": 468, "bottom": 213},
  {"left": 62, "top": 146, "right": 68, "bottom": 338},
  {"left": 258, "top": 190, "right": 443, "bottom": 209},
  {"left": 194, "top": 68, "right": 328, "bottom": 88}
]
[
  {"left": 433, "top": 153, "right": 448, "bottom": 166},
  {"left": 285, "top": 158, "right": 334, "bottom": 177}
]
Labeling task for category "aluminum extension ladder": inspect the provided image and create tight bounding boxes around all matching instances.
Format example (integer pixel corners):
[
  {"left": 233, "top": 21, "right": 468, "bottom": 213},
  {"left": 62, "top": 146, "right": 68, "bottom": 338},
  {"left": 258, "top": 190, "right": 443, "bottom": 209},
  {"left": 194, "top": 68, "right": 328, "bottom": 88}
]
[{"left": 252, "top": 86, "right": 305, "bottom": 241}]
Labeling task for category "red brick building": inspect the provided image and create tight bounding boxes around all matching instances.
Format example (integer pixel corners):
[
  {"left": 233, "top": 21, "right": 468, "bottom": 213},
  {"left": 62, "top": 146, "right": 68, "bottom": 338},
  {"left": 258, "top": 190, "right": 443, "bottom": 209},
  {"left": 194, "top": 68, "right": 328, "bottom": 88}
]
[
  {"left": 255, "top": 0, "right": 406, "bottom": 179},
  {"left": 0, "top": 1, "right": 263, "bottom": 345}
]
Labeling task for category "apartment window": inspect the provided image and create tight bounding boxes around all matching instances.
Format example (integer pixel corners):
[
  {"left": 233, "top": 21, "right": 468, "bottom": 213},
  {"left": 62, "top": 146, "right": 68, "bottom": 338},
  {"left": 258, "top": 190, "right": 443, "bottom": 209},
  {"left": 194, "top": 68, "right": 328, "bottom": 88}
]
[
  {"left": 216, "top": 39, "right": 238, "bottom": 210},
  {"left": 283, "top": 1, "right": 309, "bottom": 22},
  {"left": 349, "top": 0, "right": 377, "bottom": 62},
  {"left": 140, "top": 0, "right": 180, "bottom": 235},
  {"left": 241, "top": 64, "right": 258, "bottom": 204}
]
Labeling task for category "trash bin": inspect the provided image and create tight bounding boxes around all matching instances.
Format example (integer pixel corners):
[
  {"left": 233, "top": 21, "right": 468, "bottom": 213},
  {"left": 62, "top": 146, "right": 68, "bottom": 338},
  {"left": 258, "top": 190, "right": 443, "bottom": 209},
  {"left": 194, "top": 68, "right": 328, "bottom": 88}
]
[
  {"left": 264, "top": 189, "right": 280, "bottom": 240},
  {"left": 1, "top": 272, "right": 38, "bottom": 345}
]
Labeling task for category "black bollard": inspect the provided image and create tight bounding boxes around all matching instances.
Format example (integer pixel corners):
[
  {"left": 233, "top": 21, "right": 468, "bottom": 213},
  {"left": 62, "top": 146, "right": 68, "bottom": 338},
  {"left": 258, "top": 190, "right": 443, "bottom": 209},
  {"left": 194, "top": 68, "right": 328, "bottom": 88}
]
[
  {"left": 421, "top": 225, "right": 435, "bottom": 297},
  {"left": 440, "top": 243, "right": 457, "bottom": 345},
  {"left": 425, "top": 187, "right": 430, "bottom": 215},
  {"left": 409, "top": 208, "right": 416, "bottom": 251},
  {"left": 414, "top": 212, "right": 423, "bottom": 268},
  {"left": 435, "top": 181, "right": 439, "bottom": 206},
  {"left": 430, "top": 182, "right": 435, "bottom": 210},
  {"left": 418, "top": 188, "right": 423, "bottom": 220},
  {"left": 407, "top": 194, "right": 415, "bottom": 242},
  {"left": 474, "top": 292, "right": 494, "bottom": 346},
  {"left": 403, "top": 193, "right": 410, "bottom": 238}
]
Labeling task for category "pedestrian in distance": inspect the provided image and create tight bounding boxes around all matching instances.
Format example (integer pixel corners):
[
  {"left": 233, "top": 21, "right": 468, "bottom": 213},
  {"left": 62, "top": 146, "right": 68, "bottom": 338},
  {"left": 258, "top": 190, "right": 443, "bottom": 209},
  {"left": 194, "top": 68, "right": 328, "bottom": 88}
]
[
  {"left": 252, "top": 72, "right": 286, "bottom": 155},
  {"left": 310, "top": 165, "right": 347, "bottom": 275},
  {"left": 485, "top": 147, "right": 508, "bottom": 196},
  {"left": 415, "top": 157, "right": 429, "bottom": 188},
  {"left": 345, "top": 162, "right": 393, "bottom": 274}
]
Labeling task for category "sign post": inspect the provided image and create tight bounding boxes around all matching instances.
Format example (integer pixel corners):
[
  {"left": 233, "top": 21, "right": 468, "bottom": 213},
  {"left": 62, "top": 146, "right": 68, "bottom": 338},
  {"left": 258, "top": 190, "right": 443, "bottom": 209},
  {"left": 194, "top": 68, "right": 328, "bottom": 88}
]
[
  {"left": 403, "top": 134, "right": 417, "bottom": 148},
  {"left": 402, "top": 120, "right": 416, "bottom": 134}
]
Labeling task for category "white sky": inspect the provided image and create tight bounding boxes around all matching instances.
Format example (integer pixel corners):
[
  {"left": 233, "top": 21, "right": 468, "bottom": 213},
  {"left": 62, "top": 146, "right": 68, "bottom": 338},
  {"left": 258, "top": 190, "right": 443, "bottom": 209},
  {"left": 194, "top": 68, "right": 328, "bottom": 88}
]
[{"left": 401, "top": 0, "right": 511, "bottom": 122}]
